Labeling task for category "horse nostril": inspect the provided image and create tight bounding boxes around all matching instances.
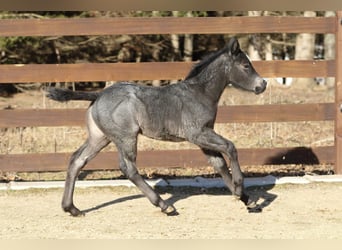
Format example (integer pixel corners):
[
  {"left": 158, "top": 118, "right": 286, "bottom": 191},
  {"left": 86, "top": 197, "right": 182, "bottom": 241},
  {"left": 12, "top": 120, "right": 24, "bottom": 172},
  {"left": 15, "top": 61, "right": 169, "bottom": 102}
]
[{"left": 255, "top": 86, "right": 262, "bottom": 94}]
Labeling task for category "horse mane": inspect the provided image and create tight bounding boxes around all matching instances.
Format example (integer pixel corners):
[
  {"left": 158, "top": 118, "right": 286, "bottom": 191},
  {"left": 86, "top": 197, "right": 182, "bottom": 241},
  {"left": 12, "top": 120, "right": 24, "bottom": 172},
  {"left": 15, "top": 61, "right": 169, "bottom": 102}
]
[{"left": 184, "top": 45, "right": 229, "bottom": 80}]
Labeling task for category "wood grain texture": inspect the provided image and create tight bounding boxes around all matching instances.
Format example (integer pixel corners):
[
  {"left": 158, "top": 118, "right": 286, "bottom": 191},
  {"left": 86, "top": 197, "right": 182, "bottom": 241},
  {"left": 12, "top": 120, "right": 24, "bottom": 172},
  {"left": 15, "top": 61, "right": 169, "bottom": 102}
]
[
  {"left": 0, "top": 60, "right": 335, "bottom": 83},
  {"left": 0, "top": 16, "right": 336, "bottom": 37},
  {"left": 0, "top": 146, "right": 334, "bottom": 172},
  {"left": 0, "top": 103, "right": 335, "bottom": 128}
]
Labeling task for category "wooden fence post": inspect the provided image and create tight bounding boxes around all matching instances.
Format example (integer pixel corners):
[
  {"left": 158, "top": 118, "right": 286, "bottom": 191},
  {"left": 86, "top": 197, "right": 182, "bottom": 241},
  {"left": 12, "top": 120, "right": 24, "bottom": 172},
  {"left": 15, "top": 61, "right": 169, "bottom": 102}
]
[{"left": 335, "top": 11, "right": 342, "bottom": 174}]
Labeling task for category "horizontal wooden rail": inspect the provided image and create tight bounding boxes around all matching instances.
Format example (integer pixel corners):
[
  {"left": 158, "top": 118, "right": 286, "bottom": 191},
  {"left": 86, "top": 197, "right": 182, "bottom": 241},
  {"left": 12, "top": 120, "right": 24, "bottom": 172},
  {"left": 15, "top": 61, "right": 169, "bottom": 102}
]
[
  {"left": 0, "top": 60, "right": 335, "bottom": 83},
  {"left": 0, "top": 146, "right": 334, "bottom": 172},
  {"left": 0, "top": 16, "right": 336, "bottom": 37},
  {"left": 215, "top": 103, "right": 335, "bottom": 123},
  {"left": 0, "top": 103, "right": 335, "bottom": 128}
]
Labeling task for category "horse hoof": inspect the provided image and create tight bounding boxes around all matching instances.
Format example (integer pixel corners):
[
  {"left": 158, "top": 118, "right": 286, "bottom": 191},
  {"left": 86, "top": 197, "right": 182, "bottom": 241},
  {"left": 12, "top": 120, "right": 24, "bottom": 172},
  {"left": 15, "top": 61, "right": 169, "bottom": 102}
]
[
  {"left": 233, "top": 193, "right": 250, "bottom": 205},
  {"left": 63, "top": 205, "right": 85, "bottom": 217},
  {"left": 246, "top": 199, "right": 258, "bottom": 209},
  {"left": 162, "top": 205, "right": 178, "bottom": 216},
  {"left": 71, "top": 210, "right": 85, "bottom": 217},
  {"left": 245, "top": 199, "right": 262, "bottom": 213},
  {"left": 247, "top": 204, "right": 262, "bottom": 213}
]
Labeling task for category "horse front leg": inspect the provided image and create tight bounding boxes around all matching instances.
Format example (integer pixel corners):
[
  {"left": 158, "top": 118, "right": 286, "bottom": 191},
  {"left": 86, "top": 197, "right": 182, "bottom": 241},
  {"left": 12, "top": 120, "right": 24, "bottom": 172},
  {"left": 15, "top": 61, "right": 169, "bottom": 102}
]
[
  {"left": 190, "top": 128, "right": 253, "bottom": 207},
  {"left": 201, "top": 149, "right": 235, "bottom": 192}
]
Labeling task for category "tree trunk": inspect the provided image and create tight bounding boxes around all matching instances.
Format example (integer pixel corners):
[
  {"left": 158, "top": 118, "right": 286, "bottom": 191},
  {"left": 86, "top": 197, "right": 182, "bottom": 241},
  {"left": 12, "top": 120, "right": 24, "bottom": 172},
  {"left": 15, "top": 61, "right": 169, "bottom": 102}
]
[
  {"left": 247, "top": 11, "right": 262, "bottom": 60},
  {"left": 324, "top": 11, "right": 336, "bottom": 88},
  {"left": 170, "top": 11, "right": 180, "bottom": 84},
  {"left": 170, "top": 11, "right": 193, "bottom": 83},
  {"left": 263, "top": 11, "right": 273, "bottom": 61},
  {"left": 294, "top": 11, "right": 317, "bottom": 86},
  {"left": 183, "top": 11, "right": 194, "bottom": 62},
  {"left": 171, "top": 11, "right": 180, "bottom": 59},
  {"left": 151, "top": 11, "right": 161, "bottom": 86}
]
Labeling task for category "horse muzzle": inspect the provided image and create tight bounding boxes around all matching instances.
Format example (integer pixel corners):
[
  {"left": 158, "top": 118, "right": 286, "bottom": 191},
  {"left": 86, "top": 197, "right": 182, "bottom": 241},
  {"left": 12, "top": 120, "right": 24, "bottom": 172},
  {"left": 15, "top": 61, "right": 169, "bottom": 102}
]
[{"left": 254, "top": 79, "right": 267, "bottom": 95}]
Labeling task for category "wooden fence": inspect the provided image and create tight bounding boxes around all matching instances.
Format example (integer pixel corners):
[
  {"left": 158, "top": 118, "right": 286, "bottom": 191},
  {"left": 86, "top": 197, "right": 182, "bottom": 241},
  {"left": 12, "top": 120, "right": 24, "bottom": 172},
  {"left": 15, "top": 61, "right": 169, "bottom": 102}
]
[{"left": 0, "top": 12, "right": 341, "bottom": 174}]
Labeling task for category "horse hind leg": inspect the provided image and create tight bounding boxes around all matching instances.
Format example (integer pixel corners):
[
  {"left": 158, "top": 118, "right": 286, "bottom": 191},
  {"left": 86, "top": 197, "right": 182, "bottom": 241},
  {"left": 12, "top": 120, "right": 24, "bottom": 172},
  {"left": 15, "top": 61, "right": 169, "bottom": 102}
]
[
  {"left": 62, "top": 112, "right": 110, "bottom": 216},
  {"left": 116, "top": 139, "right": 177, "bottom": 216}
]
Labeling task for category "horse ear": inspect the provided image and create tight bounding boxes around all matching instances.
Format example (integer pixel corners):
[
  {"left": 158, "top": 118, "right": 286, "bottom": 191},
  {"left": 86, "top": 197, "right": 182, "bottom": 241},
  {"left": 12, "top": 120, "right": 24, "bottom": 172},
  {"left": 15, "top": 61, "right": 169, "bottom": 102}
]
[{"left": 228, "top": 37, "right": 240, "bottom": 56}]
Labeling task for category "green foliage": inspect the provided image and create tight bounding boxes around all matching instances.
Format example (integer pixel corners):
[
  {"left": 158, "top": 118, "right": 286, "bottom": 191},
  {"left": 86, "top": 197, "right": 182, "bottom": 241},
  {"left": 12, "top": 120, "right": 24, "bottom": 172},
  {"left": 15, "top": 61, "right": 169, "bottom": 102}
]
[{"left": 0, "top": 11, "right": 221, "bottom": 65}]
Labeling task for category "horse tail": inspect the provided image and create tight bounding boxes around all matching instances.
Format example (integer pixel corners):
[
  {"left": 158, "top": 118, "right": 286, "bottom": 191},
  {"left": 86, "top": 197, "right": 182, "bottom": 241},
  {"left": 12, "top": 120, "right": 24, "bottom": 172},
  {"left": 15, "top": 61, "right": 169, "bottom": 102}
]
[{"left": 46, "top": 87, "right": 100, "bottom": 102}]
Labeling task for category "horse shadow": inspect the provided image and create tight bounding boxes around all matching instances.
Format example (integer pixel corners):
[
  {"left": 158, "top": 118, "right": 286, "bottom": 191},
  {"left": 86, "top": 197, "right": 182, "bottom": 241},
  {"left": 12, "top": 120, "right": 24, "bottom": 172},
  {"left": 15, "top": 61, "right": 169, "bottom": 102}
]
[
  {"left": 156, "top": 182, "right": 277, "bottom": 214},
  {"left": 82, "top": 194, "right": 145, "bottom": 214},
  {"left": 82, "top": 179, "right": 277, "bottom": 215},
  {"left": 80, "top": 147, "right": 322, "bottom": 215}
]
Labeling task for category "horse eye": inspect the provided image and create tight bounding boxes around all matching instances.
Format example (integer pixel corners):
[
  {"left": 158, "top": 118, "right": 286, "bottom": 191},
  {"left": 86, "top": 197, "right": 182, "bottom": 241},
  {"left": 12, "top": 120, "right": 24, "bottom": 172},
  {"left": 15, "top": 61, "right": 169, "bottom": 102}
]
[{"left": 242, "top": 64, "right": 249, "bottom": 69}]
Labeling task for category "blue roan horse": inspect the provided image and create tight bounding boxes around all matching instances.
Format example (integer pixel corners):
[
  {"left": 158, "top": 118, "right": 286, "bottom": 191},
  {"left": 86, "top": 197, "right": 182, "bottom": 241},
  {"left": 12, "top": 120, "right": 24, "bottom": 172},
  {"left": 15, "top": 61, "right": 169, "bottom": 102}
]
[{"left": 47, "top": 37, "right": 267, "bottom": 216}]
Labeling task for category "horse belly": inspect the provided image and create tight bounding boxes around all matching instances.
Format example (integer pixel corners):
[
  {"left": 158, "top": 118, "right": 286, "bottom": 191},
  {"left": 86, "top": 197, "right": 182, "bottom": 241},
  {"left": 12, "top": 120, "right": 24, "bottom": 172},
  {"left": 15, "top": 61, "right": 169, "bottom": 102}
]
[
  {"left": 142, "top": 131, "right": 185, "bottom": 142},
  {"left": 138, "top": 110, "right": 186, "bottom": 142}
]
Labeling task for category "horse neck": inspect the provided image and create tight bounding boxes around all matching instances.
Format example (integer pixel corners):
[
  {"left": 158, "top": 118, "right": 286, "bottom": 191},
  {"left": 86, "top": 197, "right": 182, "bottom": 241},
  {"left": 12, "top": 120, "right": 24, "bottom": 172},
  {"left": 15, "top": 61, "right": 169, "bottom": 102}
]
[{"left": 186, "top": 58, "right": 228, "bottom": 104}]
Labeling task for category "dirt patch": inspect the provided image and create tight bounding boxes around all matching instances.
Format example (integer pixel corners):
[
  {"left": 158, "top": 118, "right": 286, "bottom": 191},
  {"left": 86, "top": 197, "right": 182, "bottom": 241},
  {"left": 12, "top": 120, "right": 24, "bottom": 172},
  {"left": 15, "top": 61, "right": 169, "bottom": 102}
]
[{"left": 1, "top": 182, "right": 342, "bottom": 239}]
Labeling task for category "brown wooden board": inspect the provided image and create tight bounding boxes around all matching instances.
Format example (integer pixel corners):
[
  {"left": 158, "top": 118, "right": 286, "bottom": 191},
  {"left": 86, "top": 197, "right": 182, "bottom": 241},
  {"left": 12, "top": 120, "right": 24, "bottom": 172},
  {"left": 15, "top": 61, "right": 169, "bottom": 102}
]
[
  {"left": 215, "top": 103, "right": 335, "bottom": 123},
  {"left": 0, "top": 109, "right": 87, "bottom": 127},
  {"left": 0, "top": 16, "right": 336, "bottom": 37},
  {"left": 0, "top": 146, "right": 334, "bottom": 172},
  {"left": 0, "top": 62, "right": 191, "bottom": 83},
  {"left": 0, "top": 103, "right": 335, "bottom": 128},
  {"left": 0, "top": 60, "right": 335, "bottom": 84}
]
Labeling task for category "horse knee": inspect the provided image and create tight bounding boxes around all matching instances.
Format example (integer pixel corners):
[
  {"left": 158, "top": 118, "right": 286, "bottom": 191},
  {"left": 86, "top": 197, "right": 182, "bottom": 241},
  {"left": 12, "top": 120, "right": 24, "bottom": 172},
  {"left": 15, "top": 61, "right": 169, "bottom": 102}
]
[{"left": 226, "top": 142, "right": 238, "bottom": 160}]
